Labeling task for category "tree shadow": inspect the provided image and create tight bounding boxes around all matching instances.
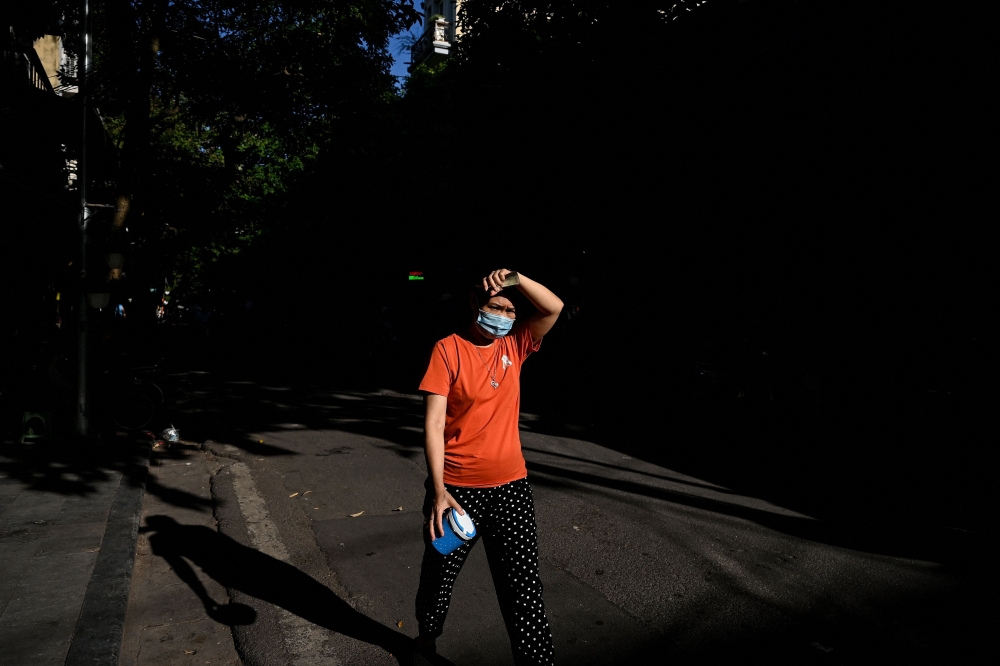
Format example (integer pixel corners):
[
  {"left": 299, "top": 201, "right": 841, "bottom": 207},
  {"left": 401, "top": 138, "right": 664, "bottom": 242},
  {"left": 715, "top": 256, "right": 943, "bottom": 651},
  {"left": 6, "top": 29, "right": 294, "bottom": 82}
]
[
  {"left": 153, "top": 372, "right": 994, "bottom": 663},
  {"left": 523, "top": 458, "right": 983, "bottom": 568},
  {"left": 520, "top": 445, "right": 745, "bottom": 495},
  {"left": 159, "top": 370, "right": 427, "bottom": 463},
  {"left": 140, "top": 515, "right": 427, "bottom": 665},
  {"left": 147, "top": 341, "right": 994, "bottom": 569},
  {"left": 0, "top": 430, "right": 221, "bottom": 514}
]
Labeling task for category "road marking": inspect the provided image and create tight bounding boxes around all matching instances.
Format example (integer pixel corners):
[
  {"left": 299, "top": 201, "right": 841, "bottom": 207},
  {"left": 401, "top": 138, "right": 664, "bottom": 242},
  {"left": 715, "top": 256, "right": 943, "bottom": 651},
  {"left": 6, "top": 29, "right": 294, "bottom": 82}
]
[{"left": 229, "top": 462, "right": 340, "bottom": 665}]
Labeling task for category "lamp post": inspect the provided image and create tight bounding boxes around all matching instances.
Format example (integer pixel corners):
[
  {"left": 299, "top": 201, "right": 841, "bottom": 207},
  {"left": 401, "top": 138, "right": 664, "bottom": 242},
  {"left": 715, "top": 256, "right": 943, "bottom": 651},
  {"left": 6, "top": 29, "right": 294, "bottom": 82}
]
[{"left": 75, "top": 0, "right": 92, "bottom": 436}]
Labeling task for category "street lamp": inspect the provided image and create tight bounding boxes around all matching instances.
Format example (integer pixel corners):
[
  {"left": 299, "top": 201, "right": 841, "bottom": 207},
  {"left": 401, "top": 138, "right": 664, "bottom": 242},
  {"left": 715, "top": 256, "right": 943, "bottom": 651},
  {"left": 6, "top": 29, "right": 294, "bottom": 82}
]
[{"left": 76, "top": 0, "right": 93, "bottom": 436}]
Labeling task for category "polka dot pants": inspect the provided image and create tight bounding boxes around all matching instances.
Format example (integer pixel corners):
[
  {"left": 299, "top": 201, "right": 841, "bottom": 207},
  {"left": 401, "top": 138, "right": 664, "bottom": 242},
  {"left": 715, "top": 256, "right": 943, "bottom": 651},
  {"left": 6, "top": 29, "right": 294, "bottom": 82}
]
[{"left": 416, "top": 478, "right": 555, "bottom": 666}]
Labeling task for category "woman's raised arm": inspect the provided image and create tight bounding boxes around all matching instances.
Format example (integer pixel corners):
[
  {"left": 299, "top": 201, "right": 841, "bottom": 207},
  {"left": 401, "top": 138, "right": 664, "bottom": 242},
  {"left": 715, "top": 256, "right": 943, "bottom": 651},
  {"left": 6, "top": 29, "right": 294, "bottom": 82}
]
[{"left": 483, "top": 269, "right": 564, "bottom": 342}]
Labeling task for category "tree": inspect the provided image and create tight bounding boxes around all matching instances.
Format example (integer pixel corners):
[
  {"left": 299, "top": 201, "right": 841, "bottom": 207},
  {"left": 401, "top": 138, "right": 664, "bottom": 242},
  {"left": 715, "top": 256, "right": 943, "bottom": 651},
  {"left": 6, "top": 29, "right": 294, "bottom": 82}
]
[
  {"left": 2, "top": 0, "right": 425, "bottom": 394},
  {"left": 71, "top": 0, "right": 421, "bottom": 325}
]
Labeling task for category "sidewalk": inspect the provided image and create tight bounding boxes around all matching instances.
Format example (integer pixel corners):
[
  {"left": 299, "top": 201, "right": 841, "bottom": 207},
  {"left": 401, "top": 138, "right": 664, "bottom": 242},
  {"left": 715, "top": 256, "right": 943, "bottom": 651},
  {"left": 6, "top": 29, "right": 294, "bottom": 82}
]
[
  {"left": 0, "top": 433, "right": 150, "bottom": 666},
  {"left": 119, "top": 440, "right": 240, "bottom": 666}
]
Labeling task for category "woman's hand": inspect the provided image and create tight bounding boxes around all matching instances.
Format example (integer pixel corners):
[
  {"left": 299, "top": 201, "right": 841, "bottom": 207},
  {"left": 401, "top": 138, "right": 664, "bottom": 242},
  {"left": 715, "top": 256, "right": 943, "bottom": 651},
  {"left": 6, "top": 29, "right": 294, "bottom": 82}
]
[
  {"left": 428, "top": 489, "right": 466, "bottom": 541},
  {"left": 483, "top": 269, "right": 515, "bottom": 297}
]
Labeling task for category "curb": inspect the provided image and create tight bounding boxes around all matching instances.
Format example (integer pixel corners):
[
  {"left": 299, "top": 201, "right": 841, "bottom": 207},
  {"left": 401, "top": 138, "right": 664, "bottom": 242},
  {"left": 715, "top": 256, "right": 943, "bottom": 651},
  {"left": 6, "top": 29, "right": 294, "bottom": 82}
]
[{"left": 65, "top": 440, "right": 152, "bottom": 666}]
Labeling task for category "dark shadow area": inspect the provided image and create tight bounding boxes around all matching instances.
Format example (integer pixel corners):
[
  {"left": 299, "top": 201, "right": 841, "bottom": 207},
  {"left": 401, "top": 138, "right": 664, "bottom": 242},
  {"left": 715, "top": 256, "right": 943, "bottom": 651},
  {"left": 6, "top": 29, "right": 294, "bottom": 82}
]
[
  {"left": 155, "top": 369, "right": 995, "bottom": 663},
  {"left": 158, "top": 362, "right": 995, "bottom": 570},
  {"left": 660, "top": 573, "right": 992, "bottom": 665},
  {"left": 0, "top": 428, "right": 214, "bottom": 514},
  {"left": 0, "top": 370, "right": 229, "bottom": 511},
  {"left": 523, "top": 459, "right": 987, "bottom": 569},
  {"left": 0, "top": 301, "right": 236, "bottom": 513},
  {"left": 140, "top": 515, "right": 430, "bottom": 666},
  {"left": 520, "top": 445, "right": 746, "bottom": 496}
]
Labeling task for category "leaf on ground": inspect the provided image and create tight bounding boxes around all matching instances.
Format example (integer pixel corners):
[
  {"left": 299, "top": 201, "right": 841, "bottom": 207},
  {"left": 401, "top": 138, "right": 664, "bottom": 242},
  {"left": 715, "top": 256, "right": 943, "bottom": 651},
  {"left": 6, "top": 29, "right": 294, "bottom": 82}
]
[
  {"left": 349, "top": 511, "right": 364, "bottom": 517},
  {"left": 397, "top": 620, "right": 404, "bottom": 628},
  {"left": 289, "top": 492, "right": 299, "bottom": 498}
]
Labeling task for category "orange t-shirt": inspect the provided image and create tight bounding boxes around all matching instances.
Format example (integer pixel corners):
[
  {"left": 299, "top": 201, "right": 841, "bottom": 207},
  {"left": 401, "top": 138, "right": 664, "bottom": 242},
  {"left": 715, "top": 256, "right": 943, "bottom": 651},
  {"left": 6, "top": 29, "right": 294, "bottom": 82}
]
[{"left": 418, "top": 323, "right": 541, "bottom": 487}]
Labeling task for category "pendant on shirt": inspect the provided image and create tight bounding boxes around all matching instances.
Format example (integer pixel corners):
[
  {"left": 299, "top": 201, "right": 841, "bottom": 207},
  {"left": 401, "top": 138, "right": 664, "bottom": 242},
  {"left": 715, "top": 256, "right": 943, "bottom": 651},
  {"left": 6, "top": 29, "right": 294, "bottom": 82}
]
[{"left": 490, "top": 380, "right": 499, "bottom": 390}]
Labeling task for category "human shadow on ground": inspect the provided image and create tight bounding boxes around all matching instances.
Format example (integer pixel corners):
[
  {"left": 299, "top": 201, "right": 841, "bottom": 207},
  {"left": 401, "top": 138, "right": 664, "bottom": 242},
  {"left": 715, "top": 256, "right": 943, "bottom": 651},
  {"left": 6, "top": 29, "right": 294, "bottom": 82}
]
[
  {"left": 155, "top": 373, "right": 995, "bottom": 665},
  {"left": 141, "top": 515, "right": 453, "bottom": 666}
]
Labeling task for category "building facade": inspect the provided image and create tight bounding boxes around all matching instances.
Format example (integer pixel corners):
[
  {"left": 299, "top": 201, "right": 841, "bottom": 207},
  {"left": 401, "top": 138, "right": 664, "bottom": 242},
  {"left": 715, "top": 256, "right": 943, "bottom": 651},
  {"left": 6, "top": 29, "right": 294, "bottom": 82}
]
[{"left": 409, "top": 0, "right": 463, "bottom": 71}]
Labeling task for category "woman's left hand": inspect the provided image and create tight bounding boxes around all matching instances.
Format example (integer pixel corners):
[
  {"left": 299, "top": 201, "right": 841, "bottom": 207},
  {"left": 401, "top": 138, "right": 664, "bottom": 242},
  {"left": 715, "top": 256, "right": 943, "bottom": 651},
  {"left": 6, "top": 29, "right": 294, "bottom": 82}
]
[{"left": 483, "top": 269, "right": 514, "bottom": 297}]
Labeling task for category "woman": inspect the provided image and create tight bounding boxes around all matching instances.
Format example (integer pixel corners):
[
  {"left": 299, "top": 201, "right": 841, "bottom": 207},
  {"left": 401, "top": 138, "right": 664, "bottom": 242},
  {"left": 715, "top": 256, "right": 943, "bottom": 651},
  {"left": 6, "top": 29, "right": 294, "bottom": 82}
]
[{"left": 415, "top": 268, "right": 563, "bottom": 665}]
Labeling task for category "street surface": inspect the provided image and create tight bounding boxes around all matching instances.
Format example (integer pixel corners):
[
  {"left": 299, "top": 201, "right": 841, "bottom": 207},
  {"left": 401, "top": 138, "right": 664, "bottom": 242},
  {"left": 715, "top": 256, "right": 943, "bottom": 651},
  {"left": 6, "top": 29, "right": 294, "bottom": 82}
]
[
  {"left": 121, "top": 441, "right": 241, "bottom": 666},
  {"left": 137, "top": 370, "right": 991, "bottom": 665},
  {"left": 0, "top": 461, "right": 120, "bottom": 665},
  {"left": 1, "top": 433, "right": 149, "bottom": 666}
]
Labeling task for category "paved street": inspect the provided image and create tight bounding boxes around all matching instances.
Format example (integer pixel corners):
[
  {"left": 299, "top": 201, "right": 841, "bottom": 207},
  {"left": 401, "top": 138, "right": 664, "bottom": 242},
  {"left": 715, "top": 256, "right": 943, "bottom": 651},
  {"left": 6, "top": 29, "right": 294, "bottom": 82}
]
[
  {"left": 0, "top": 465, "right": 119, "bottom": 666},
  {"left": 121, "top": 440, "right": 241, "bottom": 666},
  {"left": 0, "top": 434, "right": 149, "bottom": 666},
  {"left": 125, "top": 369, "right": 993, "bottom": 665}
]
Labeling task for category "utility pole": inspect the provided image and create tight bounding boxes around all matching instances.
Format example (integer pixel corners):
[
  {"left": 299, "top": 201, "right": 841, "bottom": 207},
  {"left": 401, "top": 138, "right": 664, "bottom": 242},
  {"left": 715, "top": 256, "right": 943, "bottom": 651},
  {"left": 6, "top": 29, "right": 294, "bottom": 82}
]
[{"left": 75, "top": 0, "right": 92, "bottom": 436}]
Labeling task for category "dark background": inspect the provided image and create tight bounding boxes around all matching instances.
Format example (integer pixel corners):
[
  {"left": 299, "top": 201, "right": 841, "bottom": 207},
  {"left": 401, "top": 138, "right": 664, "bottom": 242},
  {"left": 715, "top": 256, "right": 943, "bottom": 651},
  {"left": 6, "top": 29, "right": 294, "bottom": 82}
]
[{"left": 203, "top": 0, "right": 997, "bottom": 528}]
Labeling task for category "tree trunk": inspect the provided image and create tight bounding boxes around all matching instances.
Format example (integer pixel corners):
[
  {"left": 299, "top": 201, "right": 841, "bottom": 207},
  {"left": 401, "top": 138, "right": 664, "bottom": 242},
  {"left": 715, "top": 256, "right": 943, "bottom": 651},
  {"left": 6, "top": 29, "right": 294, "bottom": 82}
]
[{"left": 114, "top": 0, "right": 169, "bottom": 340}]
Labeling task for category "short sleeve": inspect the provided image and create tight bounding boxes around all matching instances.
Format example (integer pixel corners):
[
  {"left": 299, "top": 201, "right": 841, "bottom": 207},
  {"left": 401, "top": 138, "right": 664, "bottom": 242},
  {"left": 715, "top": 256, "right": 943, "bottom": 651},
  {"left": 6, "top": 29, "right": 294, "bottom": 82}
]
[
  {"left": 418, "top": 341, "right": 454, "bottom": 396},
  {"left": 511, "top": 322, "right": 542, "bottom": 362}
]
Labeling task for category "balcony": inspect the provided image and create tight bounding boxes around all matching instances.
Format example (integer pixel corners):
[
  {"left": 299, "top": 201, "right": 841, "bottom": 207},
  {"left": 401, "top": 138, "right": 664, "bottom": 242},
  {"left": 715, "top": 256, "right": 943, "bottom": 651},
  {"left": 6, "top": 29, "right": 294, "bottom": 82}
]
[{"left": 409, "top": 19, "right": 451, "bottom": 71}]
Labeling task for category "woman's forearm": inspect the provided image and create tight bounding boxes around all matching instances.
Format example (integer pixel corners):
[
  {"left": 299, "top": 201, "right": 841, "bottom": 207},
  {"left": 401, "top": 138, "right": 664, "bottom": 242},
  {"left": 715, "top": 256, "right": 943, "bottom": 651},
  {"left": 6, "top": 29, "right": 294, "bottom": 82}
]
[
  {"left": 515, "top": 273, "right": 564, "bottom": 316},
  {"left": 423, "top": 394, "right": 464, "bottom": 538},
  {"left": 425, "top": 434, "right": 446, "bottom": 493},
  {"left": 424, "top": 393, "right": 448, "bottom": 494}
]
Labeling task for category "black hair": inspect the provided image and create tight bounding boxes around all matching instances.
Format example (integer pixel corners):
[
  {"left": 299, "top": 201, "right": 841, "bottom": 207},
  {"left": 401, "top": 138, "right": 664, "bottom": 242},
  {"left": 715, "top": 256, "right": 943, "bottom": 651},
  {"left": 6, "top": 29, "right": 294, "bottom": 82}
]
[
  {"left": 454, "top": 267, "right": 529, "bottom": 312},
  {"left": 470, "top": 284, "right": 528, "bottom": 311}
]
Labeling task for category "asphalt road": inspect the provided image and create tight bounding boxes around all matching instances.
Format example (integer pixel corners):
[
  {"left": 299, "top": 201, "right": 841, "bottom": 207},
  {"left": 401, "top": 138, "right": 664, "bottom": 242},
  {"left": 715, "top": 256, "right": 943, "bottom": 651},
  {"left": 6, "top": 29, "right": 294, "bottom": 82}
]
[{"left": 161, "top": 374, "right": 992, "bottom": 665}]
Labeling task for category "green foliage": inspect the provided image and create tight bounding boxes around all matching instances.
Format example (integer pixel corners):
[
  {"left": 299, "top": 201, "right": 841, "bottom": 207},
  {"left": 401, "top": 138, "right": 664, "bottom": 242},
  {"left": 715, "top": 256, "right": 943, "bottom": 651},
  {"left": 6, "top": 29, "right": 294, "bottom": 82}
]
[{"left": 75, "top": 0, "right": 420, "bottom": 297}]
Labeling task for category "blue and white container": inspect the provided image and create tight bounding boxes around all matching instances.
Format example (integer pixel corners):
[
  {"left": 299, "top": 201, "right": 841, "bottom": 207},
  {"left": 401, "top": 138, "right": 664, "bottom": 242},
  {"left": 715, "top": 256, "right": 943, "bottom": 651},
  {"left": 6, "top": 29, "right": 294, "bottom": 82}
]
[{"left": 431, "top": 508, "right": 477, "bottom": 555}]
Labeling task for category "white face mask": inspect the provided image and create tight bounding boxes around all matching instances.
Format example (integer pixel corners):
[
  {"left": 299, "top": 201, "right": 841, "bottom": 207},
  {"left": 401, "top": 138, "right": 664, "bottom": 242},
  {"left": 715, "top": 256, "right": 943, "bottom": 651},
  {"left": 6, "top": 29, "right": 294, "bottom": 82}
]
[{"left": 477, "top": 309, "right": 514, "bottom": 337}]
